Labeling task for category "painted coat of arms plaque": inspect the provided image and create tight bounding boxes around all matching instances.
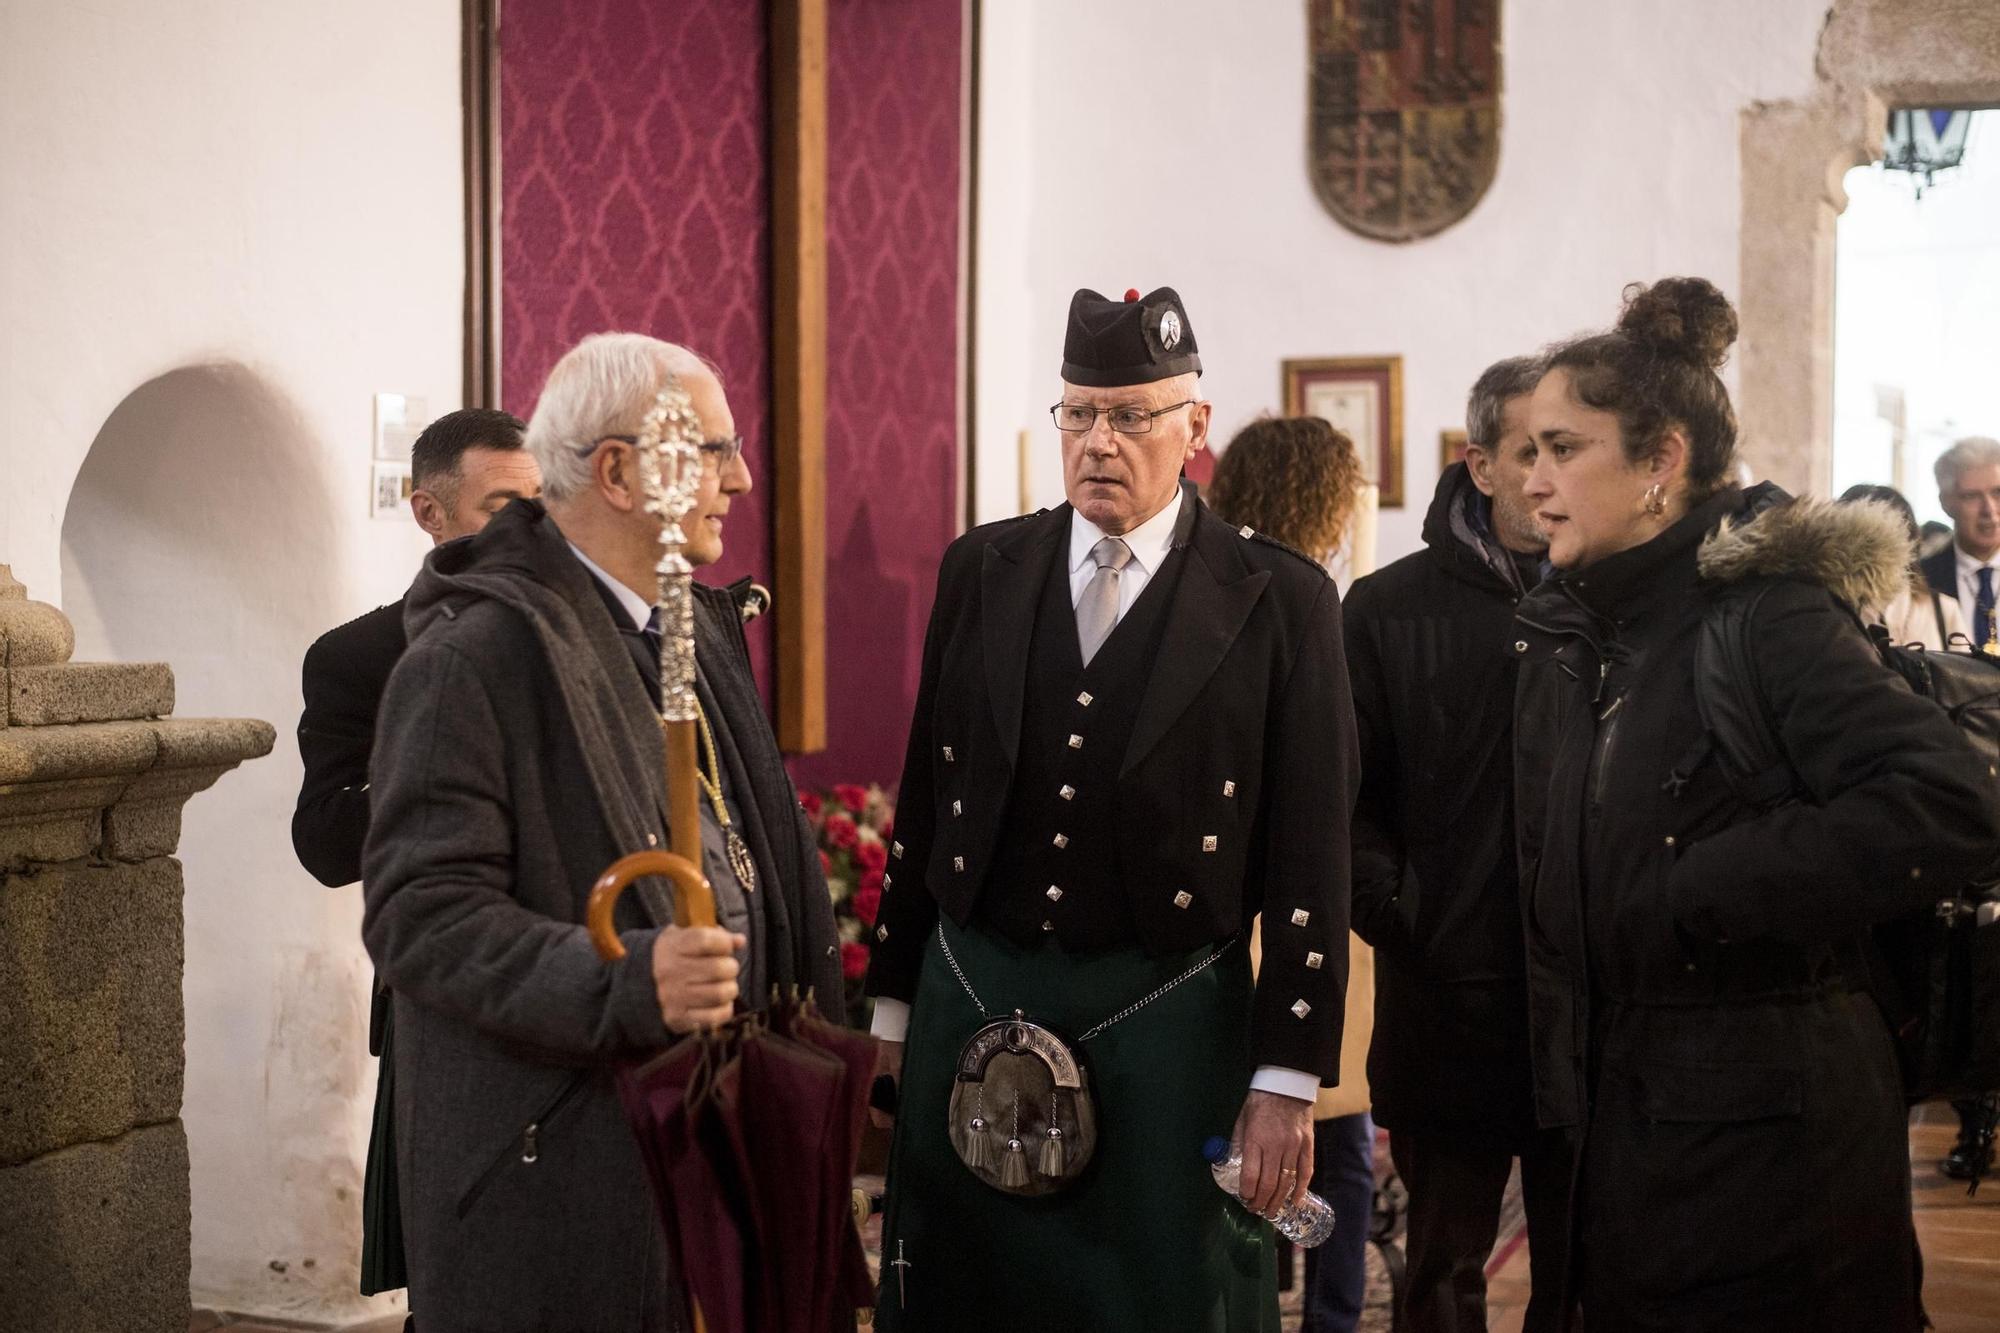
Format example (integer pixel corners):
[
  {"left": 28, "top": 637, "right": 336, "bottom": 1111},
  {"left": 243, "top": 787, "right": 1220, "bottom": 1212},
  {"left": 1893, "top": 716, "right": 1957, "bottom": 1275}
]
[{"left": 1309, "top": 0, "right": 1501, "bottom": 242}]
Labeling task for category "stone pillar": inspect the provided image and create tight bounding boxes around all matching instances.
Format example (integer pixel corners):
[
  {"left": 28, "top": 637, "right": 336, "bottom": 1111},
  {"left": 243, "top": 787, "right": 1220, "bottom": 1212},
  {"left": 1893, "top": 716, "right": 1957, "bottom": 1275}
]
[
  {"left": 0, "top": 567, "right": 274, "bottom": 1333},
  {"left": 1734, "top": 0, "right": 2000, "bottom": 499}
]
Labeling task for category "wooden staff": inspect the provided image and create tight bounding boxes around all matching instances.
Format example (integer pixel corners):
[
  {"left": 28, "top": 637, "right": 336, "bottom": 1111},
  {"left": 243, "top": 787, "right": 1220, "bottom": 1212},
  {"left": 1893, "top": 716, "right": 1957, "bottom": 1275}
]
[{"left": 581, "top": 373, "right": 718, "bottom": 1333}]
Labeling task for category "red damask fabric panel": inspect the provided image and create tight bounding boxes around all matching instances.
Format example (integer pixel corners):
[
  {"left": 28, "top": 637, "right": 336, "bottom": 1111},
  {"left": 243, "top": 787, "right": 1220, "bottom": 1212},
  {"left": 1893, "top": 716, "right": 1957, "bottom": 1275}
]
[
  {"left": 498, "top": 0, "right": 961, "bottom": 777},
  {"left": 499, "top": 0, "right": 774, "bottom": 624},
  {"left": 790, "top": 0, "right": 962, "bottom": 790}
]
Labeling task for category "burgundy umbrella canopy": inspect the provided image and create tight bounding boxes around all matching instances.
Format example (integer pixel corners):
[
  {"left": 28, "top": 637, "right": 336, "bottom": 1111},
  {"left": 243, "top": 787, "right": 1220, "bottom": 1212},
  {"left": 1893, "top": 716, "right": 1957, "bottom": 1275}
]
[{"left": 589, "top": 857, "right": 876, "bottom": 1333}]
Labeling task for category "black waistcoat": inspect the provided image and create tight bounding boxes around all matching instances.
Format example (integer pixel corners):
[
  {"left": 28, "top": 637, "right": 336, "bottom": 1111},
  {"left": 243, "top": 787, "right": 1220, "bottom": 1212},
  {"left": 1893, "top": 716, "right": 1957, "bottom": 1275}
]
[{"left": 977, "top": 537, "right": 1187, "bottom": 948}]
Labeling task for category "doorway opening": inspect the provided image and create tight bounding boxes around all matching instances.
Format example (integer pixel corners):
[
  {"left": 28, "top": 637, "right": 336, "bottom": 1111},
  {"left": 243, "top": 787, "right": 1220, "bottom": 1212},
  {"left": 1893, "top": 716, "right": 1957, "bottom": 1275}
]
[{"left": 1831, "top": 109, "right": 2000, "bottom": 524}]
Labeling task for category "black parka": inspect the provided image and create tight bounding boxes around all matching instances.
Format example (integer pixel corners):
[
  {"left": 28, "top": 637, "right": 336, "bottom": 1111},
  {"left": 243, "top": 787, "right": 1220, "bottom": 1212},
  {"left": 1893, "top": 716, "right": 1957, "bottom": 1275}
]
[
  {"left": 1344, "top": 464, "right": 1543, "bottom": 1136},
  {"left": 1513, "top": 485, "right": 1997, "bottom": 1331}
]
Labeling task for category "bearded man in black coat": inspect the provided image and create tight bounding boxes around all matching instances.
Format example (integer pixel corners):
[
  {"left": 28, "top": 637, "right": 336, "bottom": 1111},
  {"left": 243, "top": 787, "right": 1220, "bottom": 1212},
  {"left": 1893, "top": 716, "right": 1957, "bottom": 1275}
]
[{"left": 1343, "top": 356, "right": 1573, "bottom": 1333}]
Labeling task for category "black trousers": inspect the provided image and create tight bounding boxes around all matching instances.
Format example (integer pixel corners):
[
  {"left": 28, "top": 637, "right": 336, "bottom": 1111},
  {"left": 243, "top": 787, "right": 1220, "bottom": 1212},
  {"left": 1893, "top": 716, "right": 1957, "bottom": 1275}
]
[{"left": 1388, "top": 1126, "right": 1574, "bottom": 1333}]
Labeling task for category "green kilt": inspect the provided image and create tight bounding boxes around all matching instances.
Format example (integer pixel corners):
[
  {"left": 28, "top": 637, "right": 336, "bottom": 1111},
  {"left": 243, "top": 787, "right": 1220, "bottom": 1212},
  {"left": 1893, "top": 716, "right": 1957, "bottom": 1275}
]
[{"left": 877, "top": 917, "right": 1277, "bottom": 1333}]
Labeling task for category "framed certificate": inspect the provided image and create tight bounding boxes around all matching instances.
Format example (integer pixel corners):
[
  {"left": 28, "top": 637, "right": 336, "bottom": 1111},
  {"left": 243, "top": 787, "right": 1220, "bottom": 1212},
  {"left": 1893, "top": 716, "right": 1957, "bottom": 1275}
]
[{"left": 1282, "top": 356, "right": 1405, "bottom": 508}]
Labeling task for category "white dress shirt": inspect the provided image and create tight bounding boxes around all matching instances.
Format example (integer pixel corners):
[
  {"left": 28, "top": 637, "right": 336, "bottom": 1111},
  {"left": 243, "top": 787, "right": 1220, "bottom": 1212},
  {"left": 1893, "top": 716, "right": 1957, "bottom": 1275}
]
[
  {"left": 568, "top": 541, "right": 651, "bottom": 631},
  {"left": 872, "top": 489, "right": 1318, "bottom": 1104}
]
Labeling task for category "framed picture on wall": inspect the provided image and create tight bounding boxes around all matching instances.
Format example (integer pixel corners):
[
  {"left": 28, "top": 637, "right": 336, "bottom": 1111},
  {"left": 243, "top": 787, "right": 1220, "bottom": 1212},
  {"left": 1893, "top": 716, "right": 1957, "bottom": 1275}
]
[
  {"left": 1282, "top": 357, "right": 1404, "bottom": 507},
  {"left": 1440, "top": 429, "right": 1468, "bottom": 470}
]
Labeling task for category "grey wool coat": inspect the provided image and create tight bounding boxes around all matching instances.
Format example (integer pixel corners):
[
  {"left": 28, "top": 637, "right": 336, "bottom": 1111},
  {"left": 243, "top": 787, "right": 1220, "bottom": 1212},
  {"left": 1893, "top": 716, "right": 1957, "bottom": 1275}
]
[{"left": 361, "top": 499, "right": 843, "bottom": 1333}]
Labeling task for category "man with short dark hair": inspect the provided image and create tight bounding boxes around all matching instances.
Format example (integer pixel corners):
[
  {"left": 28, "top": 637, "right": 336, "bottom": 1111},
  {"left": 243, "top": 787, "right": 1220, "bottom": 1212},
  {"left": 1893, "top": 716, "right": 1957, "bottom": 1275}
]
[
  {"left": 291, "top": 405, "right": 537, "bottom": 1306},
  {"left": 1343, "top": 356, "right": 1573, "bottom": 1333},
  {"left": 295, "top": 407, "right": 540, "bottom": 883}
]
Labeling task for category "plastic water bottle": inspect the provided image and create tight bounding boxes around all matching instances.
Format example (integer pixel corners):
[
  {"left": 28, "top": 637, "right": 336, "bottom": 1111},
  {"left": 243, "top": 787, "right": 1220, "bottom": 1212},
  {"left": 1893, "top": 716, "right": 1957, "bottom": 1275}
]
[{"left": 1202, "top": 1136, "right": 1337, "bottom": 1247}]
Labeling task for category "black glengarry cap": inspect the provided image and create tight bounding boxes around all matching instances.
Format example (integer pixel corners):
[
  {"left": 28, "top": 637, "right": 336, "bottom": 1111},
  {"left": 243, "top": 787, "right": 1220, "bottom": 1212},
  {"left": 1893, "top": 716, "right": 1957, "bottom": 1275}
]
[{"left": 1060, "top": 286, "right": 1202, "bottom": 388}]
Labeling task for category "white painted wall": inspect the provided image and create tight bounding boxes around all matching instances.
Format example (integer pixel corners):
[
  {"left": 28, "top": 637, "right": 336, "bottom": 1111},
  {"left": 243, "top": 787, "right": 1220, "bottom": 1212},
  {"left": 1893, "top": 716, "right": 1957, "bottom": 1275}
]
[
  {"left": 974, "top": 0, "right": 1833, "bottom": 564},
  {"left": 2, "top": 1, "right": 460, "bottom": 1321}
]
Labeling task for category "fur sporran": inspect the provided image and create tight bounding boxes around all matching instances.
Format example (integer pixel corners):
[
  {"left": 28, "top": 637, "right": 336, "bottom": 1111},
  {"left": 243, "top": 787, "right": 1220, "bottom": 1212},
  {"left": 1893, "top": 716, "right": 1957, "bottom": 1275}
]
[{"left": 947, "top": 1011, "right": 1098, "bottom": 1197}]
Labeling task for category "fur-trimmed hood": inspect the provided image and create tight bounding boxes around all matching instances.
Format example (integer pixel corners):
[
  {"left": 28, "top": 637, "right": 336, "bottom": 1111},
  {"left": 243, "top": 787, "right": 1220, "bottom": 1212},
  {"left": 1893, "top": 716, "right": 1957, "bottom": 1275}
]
[{"left": 1696, "top": 493, "right": 1913, "bottom": 615}]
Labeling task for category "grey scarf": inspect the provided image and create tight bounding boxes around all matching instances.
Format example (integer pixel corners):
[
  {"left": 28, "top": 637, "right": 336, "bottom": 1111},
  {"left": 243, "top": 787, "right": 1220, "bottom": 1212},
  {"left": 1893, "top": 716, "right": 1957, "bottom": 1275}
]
[{"left": 410, "top": 504, "right": 677, "bottom": 926}]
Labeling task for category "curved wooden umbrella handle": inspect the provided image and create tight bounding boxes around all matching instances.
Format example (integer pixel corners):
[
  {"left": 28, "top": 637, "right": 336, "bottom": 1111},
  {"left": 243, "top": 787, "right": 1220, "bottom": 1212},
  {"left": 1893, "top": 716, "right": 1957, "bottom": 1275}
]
[{"left": 586, "top": 850, "right": 716, "bottom": 961}]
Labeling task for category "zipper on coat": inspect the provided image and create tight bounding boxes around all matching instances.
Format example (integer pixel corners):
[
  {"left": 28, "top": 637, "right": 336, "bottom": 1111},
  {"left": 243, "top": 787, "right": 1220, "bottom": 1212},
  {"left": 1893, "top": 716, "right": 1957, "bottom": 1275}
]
[{"left": 456, "top": 1070, "right": 590, "bottom": 1218}]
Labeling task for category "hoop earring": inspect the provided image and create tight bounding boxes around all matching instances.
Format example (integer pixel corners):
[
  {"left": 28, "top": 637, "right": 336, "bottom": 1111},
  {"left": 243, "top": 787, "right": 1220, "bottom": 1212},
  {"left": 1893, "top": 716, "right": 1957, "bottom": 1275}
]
[{"left": 1643, "top": 484, "right": 1666, "bottom": 517}]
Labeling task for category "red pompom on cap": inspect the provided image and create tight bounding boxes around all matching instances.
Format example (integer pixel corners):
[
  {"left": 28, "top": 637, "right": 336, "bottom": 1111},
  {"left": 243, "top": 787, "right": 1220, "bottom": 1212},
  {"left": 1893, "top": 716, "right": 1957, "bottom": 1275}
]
[{"left": 1123, "top": 288, "right": 1141, "bottom": 302}]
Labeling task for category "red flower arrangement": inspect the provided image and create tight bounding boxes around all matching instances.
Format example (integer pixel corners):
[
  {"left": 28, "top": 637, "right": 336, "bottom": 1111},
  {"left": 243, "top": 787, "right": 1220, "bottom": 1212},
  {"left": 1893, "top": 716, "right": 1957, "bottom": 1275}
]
[{"left": 806, "top": 782, "right": 896, "bottom": 1027}]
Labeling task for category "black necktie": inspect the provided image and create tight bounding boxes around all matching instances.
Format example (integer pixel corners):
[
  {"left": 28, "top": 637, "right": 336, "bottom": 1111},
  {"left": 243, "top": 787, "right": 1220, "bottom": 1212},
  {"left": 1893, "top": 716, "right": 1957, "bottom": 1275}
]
[
  {"left": 618, "top": 606, "right": 662, "bottom": 708},
  {"left": 641, "top": 606, "right": 663, "bottom": 663}
]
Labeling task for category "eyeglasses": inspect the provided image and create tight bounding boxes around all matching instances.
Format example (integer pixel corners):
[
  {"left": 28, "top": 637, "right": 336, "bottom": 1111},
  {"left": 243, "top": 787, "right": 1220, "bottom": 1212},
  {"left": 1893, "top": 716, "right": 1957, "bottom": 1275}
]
[
  {"left": 575, "top": 433, "right": 745, "bottom": 468},
  {"left": 1049, "top": 400, "right": 1196, "bottom": 435}
]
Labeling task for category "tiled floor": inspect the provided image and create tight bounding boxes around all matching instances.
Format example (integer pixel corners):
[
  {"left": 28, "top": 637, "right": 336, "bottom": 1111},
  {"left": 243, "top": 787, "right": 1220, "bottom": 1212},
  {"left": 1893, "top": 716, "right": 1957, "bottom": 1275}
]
[
  {"left": 1284, "top": 1102, "right": 1999, "bottom": 1333},
  {"left": 194, "top": 1106, "right": 1999, "bottom": 1332},
  {"left": 1908, "top": 1100, "right": 2000, "bottom": 1333}
]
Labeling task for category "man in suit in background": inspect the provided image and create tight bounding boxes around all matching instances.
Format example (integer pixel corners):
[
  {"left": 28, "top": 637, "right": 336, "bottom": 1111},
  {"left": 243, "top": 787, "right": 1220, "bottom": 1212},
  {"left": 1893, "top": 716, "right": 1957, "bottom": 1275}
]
[
  {"left": 1918, "top": 432, "right": 2000, "bottom": 1185},
  {"left": 293, "top": 408, "right": 539, "bottom": 885},
  {"left": 291, "top": 406, "right": 537, "bottom": 1307},
  {"left": 1923, "top": 435, "right": 2000, "bottom": 652}
]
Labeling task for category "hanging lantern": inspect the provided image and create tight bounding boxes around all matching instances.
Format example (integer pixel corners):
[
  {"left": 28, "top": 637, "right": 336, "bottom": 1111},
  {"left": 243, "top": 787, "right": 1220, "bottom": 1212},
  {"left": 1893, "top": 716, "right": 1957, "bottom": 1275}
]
[{"left": 1882, "top": 109, "right": 1973, "bottom": 196}]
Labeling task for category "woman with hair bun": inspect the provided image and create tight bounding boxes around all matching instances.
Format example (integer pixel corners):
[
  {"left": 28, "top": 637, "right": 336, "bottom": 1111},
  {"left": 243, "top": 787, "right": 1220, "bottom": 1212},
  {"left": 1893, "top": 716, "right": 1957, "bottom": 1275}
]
[{"left": 1512, "top": 277, "right": 1996, "bottom": 1330}]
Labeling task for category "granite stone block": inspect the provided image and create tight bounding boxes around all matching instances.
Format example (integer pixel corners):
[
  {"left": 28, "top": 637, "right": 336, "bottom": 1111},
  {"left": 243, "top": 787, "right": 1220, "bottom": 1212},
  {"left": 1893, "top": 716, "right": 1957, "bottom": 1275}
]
[{"left": 0, "top": 1122, "right": 191, "bottom": 1333}]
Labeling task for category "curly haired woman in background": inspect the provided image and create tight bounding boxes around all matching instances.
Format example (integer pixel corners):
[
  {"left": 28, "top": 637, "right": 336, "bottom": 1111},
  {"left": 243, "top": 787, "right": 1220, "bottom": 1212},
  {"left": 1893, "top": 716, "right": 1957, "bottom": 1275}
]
[
  {"left": 1208, "top": 415, "right": 1365, "bottom": 575},
  {"left": 1209, "top": 415, "right": 1376, "bottom": 1333},
  {"left": 1512, "top": 277, "right": 1996, "bottom": 1330}
]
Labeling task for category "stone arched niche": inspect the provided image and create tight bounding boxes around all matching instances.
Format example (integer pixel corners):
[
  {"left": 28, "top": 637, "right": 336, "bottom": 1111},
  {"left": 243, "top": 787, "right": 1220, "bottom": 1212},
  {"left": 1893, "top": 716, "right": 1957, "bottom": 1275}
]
[
  {"left": 60, "top": 363, "right": 386, "bottom": 1321},
  {"left": 61, "top": 362, "right": 340, "bottom": 670},
  {"left": 1738, "top": 0, "right": 2000, "bottom": 495}
]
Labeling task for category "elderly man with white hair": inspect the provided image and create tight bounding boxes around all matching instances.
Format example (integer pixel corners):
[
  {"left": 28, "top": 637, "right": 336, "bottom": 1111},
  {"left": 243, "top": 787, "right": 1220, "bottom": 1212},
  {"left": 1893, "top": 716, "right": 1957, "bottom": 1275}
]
[
  {"left": 866, "top": 287, "right": 1357, "bottom": 1331},
  {"left": 361, "top": 332, "right": 843, "bottom": 1332},
  {"left": 1922, "top": 435, "right": 2000, "bottom": 651},
  {"left": 1917, "top": 433, "right": 2000, "bottom": 1186}
]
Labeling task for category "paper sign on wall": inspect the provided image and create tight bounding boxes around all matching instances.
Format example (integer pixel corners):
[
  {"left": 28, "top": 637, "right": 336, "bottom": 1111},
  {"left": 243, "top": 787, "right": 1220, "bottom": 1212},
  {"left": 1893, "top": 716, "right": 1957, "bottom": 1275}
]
[
  {"left": 371, "top": 393, "right": 429, "bottom": 520},
  {"left": 374, "top": 393, "right": 430, "bottom": 462}
]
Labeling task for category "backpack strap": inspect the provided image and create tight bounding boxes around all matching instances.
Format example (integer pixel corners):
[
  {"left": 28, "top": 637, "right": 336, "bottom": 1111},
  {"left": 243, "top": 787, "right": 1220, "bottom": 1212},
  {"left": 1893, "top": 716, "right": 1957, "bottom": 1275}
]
[{"left": 1689, "top": 581, "right": 1801, "bottom": 808}]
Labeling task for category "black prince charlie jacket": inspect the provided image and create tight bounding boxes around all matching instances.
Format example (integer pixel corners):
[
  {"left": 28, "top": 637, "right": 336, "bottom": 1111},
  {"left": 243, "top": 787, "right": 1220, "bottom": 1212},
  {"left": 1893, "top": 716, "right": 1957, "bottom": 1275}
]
[{"left": 865, "top": 483, "right": 1360, "bottom": 1081}]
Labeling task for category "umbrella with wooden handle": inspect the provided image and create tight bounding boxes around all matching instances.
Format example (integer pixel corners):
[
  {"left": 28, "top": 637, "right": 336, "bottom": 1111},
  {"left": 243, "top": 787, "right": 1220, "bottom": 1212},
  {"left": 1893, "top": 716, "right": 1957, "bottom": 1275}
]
[
  {"left": 579, "top": 374, "right": 876, "bottom": 1333},
  {"left": 586, "top": 715, "right": 716, "bottom": 1333}
]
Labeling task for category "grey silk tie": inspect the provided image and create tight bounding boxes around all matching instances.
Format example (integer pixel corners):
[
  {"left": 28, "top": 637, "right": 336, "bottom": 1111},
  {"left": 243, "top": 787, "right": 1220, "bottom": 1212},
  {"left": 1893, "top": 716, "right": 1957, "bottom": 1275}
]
[{"left": 1076, "top": 536, "right": 1134, "bottom": 666}]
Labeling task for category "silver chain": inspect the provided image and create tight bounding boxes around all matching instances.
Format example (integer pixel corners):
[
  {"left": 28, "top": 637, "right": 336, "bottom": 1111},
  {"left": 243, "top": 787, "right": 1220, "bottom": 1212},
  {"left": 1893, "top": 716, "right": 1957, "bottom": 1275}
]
[{"left": 934, "top": 926, "right": 1238, "bottom": 1044}]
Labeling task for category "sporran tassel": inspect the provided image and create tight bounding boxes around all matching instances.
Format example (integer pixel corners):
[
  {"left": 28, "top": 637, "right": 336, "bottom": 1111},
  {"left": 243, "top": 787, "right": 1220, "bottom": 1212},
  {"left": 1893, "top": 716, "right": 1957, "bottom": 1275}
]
[
  {"left": 956, "top": 1115, "right": 992, "bottom": 1172},
  {"left": 1039, "top": 1125, "right": 1066, "bottom": 1178},
  {"left": 1000, "top": 1138, "right": 1030, "bottom": 1189}
]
